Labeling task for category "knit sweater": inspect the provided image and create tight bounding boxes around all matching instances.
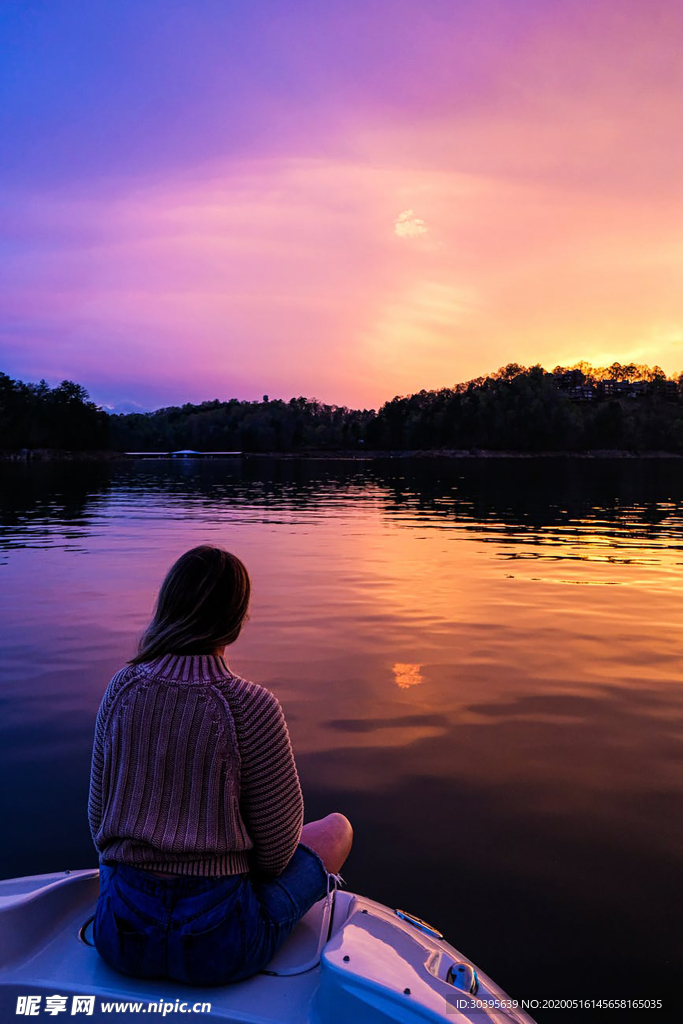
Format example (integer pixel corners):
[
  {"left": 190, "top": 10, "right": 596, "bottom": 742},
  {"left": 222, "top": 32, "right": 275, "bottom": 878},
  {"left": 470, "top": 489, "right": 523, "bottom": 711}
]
[{"left": 88, "top": 654, "right": 304, "bottom": 877}]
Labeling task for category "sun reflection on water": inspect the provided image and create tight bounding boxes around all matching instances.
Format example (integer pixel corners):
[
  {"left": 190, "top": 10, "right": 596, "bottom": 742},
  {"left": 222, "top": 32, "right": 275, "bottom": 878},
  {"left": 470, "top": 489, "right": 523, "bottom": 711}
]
[{"left": 392, "top": 662, "right": 424, "bottom": 689}]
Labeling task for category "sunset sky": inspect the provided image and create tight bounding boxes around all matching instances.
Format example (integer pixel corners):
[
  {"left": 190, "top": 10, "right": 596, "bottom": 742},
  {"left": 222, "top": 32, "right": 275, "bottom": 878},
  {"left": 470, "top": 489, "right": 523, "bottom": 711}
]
[{"left": 2, "top": 0, "right": 682, "bottom": 411}]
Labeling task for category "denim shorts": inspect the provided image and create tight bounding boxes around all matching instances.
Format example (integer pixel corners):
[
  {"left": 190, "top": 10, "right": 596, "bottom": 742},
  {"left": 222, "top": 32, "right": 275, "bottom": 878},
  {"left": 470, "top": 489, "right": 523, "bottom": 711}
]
[{"left": 93, "top": 844, "right": 330, "bottom": 986}]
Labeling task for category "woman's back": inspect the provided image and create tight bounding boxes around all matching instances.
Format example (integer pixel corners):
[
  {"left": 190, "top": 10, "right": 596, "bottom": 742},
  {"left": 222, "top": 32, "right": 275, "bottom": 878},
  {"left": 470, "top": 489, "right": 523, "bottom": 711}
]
[{"left": 89, "top": 653, "right": 304, "bottom": 878}]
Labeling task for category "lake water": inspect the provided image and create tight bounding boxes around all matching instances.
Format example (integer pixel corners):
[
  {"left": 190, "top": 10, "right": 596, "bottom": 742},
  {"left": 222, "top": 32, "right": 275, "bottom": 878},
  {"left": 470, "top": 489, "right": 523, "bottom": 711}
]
[{"left": 1, "top": 456, "right": 682, "bottom": 1020}]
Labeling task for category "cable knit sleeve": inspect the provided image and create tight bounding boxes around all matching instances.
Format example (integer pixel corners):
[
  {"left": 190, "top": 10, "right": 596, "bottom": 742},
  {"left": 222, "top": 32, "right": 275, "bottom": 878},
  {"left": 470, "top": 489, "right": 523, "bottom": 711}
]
[
  {"left": 87, "top": 667, "right": 136, "bottom": 847},
  {"left": 226, "top": 678, "right": 304, "bottom": 877}
]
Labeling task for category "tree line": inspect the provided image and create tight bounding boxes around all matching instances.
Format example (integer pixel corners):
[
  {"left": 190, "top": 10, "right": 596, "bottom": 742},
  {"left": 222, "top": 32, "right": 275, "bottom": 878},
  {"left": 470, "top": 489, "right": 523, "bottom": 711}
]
[
  {"left": 0, "top": 373, "right": 109, "bottom": 451},
  {"left": 4, "top": 361, "right": 683, "bottom": 455},
  {"left": 110, "top": 395, "right": 375, "bottom": 453},
  {"left": 369, "top": 363, "right": 683, "bottom": 453}
]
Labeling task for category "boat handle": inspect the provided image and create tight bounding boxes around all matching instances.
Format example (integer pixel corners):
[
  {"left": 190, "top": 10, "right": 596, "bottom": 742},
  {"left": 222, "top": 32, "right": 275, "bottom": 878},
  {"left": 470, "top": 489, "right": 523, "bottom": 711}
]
[{"left": 394, "top": 908, "right": 444, "bottom": 940}]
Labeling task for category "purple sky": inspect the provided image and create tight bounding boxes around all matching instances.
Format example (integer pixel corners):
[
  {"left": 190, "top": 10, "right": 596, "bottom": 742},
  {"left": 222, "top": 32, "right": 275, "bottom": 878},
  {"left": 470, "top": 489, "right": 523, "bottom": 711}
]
[{"left": 2, "top": 0, "right": 683, "bottom": 411}]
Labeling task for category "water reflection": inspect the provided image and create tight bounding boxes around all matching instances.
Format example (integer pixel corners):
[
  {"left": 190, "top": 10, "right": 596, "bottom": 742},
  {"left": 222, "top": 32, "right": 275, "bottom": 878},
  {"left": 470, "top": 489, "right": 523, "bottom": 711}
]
[
  {"left": 392, "top": 663, "right": 423, "bottom": 688},
  {"left": 4, "top": 458, "right": 683, "bottom": 551},
  {"left": 0, "top": 457, "right": 682, "bottom": 1015}
]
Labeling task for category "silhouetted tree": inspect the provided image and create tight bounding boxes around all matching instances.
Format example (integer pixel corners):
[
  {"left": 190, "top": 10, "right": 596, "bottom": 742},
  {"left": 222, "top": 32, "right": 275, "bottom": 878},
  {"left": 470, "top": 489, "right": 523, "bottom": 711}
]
[{"left": 0, "top": 373, "right": 108, "bottom": 451}]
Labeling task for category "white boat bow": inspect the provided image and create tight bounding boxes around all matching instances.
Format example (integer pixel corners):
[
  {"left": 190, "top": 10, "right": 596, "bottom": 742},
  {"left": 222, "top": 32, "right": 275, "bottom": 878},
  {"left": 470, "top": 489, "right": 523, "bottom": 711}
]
[{"left": 0, "top": 869, "right": 536, "bottom": 1023}]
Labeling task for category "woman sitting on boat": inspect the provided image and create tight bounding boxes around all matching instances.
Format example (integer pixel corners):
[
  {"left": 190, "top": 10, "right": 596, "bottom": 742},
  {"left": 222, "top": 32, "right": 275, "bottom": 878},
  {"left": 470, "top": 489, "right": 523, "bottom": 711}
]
[{"left": 88, "top": 544, "right": 353, "bottom": 986}]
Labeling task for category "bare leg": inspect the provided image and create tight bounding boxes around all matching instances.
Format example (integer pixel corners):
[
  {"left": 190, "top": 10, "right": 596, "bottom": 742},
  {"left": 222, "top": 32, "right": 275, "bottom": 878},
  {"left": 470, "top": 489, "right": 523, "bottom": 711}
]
[{"left": 300, "top": 813, "right": 353, "bottom": 876}]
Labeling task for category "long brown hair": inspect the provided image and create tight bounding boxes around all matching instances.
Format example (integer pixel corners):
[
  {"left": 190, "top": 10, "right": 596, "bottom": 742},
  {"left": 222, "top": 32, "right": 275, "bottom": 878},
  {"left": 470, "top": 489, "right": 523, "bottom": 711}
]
[{"left": 129, "top": 545, "right": 251, "bottom": 664}]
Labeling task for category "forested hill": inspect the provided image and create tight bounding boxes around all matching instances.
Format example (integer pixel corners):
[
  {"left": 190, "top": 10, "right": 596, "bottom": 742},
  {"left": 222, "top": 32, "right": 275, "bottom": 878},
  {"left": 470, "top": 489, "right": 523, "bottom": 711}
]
[
  {"left": 4, "top": 362, "right": 683, "bottom": 454},
  {"left": 111, "top": 395, "right": 375, "bottom": 452},
  {"left": 370, "top": 363, "right": 683, "bottom": 453},
  {"left": 0, "top": 373, "right": 109, "bottom": 450}
]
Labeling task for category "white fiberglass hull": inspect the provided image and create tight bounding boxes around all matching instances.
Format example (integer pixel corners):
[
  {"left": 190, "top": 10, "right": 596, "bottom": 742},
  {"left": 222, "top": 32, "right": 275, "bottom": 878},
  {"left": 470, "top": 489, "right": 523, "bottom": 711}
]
[{"left": 0, "top": 869, "right": 535, "bottom": 1023}]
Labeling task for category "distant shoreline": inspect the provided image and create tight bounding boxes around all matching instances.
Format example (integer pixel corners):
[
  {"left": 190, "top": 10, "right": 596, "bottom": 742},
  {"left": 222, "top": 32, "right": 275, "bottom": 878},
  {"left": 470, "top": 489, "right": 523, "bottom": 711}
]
[
  {"left": 3, "top": 447, "right": 683, "bottom": 462},
  {"left": 245, "top": 448, "right": 683, "bottom": 460}
]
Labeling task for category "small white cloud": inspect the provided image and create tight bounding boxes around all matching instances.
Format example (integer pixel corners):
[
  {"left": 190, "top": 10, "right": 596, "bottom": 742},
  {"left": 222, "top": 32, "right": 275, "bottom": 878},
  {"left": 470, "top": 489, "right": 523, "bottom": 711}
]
[{"left": 394, "top": 209, "right": 427, "bottom": 239}]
